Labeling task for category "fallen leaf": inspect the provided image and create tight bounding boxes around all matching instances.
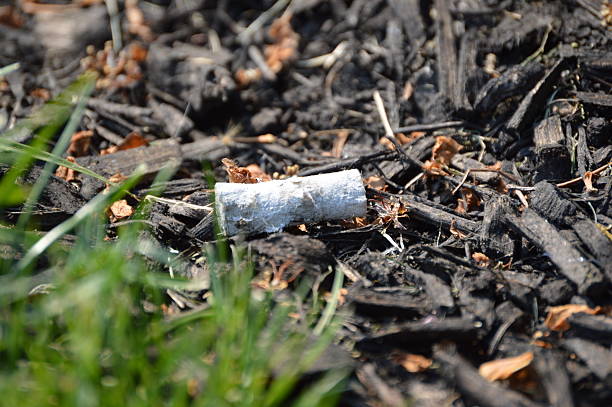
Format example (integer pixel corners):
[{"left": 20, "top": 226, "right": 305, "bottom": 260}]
[
  {"left": 265, "top": 13, "right": 299, "bottom": 73},
  {"left": 126, "top": 0, "right": 153, "bottom": 42},
  {"left": 544, "top": 304, "right": 602, "bottom": 332},
  {"left": 449, "top": 219, "right": 468, "bottom": 239},
  {"left": 81, "top": 41, "right": 144, "bottom": 90},
  {"left": 103, "top": 173, "right": 128, "bottom": 192},
  {"left": 379, "top": 136, "right": 396, "bottom": 150},
  {"left": 486, "top": 161, "right": 502, "bottom": 171},
  {"left": 67, "top": 130, "right": 93, "bottom": 157},
  {"left": 364, "top": 176, "right": 386, "bottom": 191},
  {"left": 456, "top": 187, "right": 481, "bottom": 213},
  {"left": 494, "top": 178, "right": 509, "bottom": 194},
  {"left": 54, "top": 156, "right": 77, "bottom": 182},
  {"left": 479, "top": 352, "right": 534, "bottom": 382},
  {"left": 341, "top": 217, "right": 368, "bottom": 229},
  {"left": 396, "top": 131, "right": 424, "bottom": 145},
  {"left": 245, "top": 164, "right": 272, "bottom": 182},
  {"left": 235, "top": 68, "right": 262, "bottom": 87},
  {"left": 472, "top": 252, "right": 490, "bottom": 267},
  {"left": 583, "top": 171, "right": 597, "bottom": 192},
  {"left": 401, "top": 82, "right": 413, "bottom": 100},
  {"left": 331, "top": 129, "right": 350, "bottom": 157},
  {"left": 422, "top": 160, "right": 448, "bottom": 176},
  {"left": 107, "top": 199, "right": 134, "bottom": 222},
  {"left": 101, "top": 132, "right": 148, "bottom": 155},
  {"left": 393, "top": 353, "right": 433, "bottom": 373},
  {"left": 30, "top": 88, "right": 51, "bottom": 101},
  {"left": 0, "top": 5, "right": 24, "bottom": 28},
  {"left": 432, "top": 136, "right": 463, "bottom": 165},
  {"left": 222, "top": 158, "right": 259, "bottom": 184}
]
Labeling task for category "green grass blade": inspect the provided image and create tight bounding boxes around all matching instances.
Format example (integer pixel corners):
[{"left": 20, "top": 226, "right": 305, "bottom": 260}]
[
  {"left": 313, "top": 266, "right": 344, "bottom": 336},
  {"left": 0, "top": 138, "right": 108, "bottom": 183},
  {"left": 0, "top": 62, "right": 20, "bottom": 77},
  {"left": 17, "top": 74, "right": 95, "bottom": 228}
]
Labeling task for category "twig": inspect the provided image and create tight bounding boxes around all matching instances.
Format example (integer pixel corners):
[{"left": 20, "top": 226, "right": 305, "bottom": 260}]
[
  {"left": 104, "top": 0, "right": 123, "bottom": 52},
  {"left": 237, "top": 0, "right": 291, "bottom": 44},
  {"left": 451, "top": 168, "right": 519, "bottom": 195},
  {"left": 555, "top": 161, "right": 611, "bottom": 188},
  {"left": 514, "top": 190, "right": 529, "bottom": 208},
  {"left": 394, "top": 120, "right": 469, "bottom": 133},
  {"left": 247, "top": 45, "right": 277, "bottom": 81},
  {"left": 373, "top": 91, "right": 423, "bottom": 168}
]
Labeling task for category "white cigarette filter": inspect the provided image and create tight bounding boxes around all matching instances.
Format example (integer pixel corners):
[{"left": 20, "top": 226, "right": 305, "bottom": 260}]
[{"left": 215, "top": 169, "right": 367, "bottom": 235}]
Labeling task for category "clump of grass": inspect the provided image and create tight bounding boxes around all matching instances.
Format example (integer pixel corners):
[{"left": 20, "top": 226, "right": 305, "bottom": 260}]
[{"left": 0, "top": 73, "right": 348, "bottom": 406}]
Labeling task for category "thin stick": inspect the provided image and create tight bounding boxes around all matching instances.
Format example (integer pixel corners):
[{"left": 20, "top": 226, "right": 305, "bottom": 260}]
[
  {"left": 373, "top": 91, "right": 423, "bottom": 168},
  {"left": 451, "top": 167, "right": 519, "bottom": 194},
  {"left": 237, "top": 0, "right": 291, "bottom": 45},
  {"left": 556, "top": 162, "right": 611, "bottom": 188},
  {"left": 373, "top": 90, "right": 395, "bottom": 139},
  {"left": 394, "top": 120, "right": 468, "bottom": 133}
]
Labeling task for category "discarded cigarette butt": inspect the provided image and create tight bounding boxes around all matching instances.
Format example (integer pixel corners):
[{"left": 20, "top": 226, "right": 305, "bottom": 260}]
[{"left": 215, "top": 169, "right": 367, "bottom": 235}]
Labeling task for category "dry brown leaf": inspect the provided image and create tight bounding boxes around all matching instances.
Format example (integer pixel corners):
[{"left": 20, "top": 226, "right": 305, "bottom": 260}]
[
  {"left": 245, "top": 164, "right": 272, "bottom": 182},
  {"left": 222, "top": 158, "right": 259, "bottom": 184},
  {"left": 54, "top": 156, "right": 77, "bottom": 182},
  {"left": 472, "top": 252, "right": 491, "bottom": 267},
  {"left": 494, "top": 178, "right": 509, "bottom": 194},
  {"left": 128, "top": 42, "right": 148, "bottom": 62},
  {"left": 379, "top": 136, "right": 396, "bottom": 150},
  {"left": 331, "top": 129, "right": 350, "bottom": 157},
  {"left": 30, "top": 87, "right": 51, "bottom": 101},
  {"left": 449, "top": 219, "right": 468, "bottom": 239},
  {"left": 583, "top": 171, "right": 597, "bottom": 192},
  {"left": 82, "top": 42, "right": 144, "bottom": 90},
  {"left": 393, "top": 353, "right": 433, "bottom": 373},
  {"left": 0, "top": 5, "right": 24, "bottom": 28},
  {"left": 432, "top": 136, "right": 463, "bottom": 165},
  {"left": 396, "top": 131, "right": 425, "bottom": 145},
  {"left": 364, "top": 176, "right": 386, "bottom": 191},
  {"left": 486, "top": 161, "right": 502, "bottom": 171},
  {"left": 108, "top": 173, "right": 128, "bottom": 184},
  {"left": 264, "top": 13, "right": 299, "bottom": 73},
  {"left": 401, "top": 82, "right": 413, "bottom": 100},
  {"left": 101, "top": 132, "right": 148, "bottom": 155},
  {"left": 67, "top": 130, "right": 93, "bottom": 157},
  {"left": 422, "top": 160, "right": 448, "bottom": 176},
  {"left": 479, "top": 352, "right": 534, "bottom": 382},
  {"left": 544, "top": 304, "right": 602, "bottom": 332},
  {"left": 107, "top": 199, "right": 134, "bottom": 222},
  {"left": 126, "top": 0, "right": 153, "bottom": 42},
  {"left": 340, "top": 216, "right": 368, "bottom": 229},
  {"left": 456, "top": 187, "right": 481, "bottom": 213},
  {"left": 235, "top": 68, "right": 262, "bottom": 87}
]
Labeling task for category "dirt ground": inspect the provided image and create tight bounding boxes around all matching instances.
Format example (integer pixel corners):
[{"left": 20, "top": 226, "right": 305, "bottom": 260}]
[{"left": 1, "top": 1, "right": 612, "bottom": 406}]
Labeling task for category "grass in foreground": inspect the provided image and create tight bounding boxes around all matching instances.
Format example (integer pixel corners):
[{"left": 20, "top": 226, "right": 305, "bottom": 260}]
[{"left": 0, "top": 72, "right": 348, "bottom": 406}]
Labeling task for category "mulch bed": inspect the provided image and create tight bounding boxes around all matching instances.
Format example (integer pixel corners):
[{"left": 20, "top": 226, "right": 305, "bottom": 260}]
[{"left": 2, "top": 1, "right": 612, "bottom": 406}]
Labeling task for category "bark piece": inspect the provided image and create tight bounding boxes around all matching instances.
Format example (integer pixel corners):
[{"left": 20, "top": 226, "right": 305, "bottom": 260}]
[
  {"left": 77, "top": 139, "right": 182, "bottom": 199},
  {"left": 562, "top": 338, "right": 612, "bottom": 380},
  {"left": 475, "top": 63, "right": 545, "bottom": 115},
  {"left": 357, "top": 317, "right": 481, "bottom": 352},
  {"left": 506, "top": 60, "right": 565, "bottom": 133},
  {"left": 504, "top": 208, "right": 606, "bottom": 296},
  {"left": 532, "top": 350, "right": 575, "bottom": 407},
  {"left": 434, "top": 345, "right": 545, "bottom": 407},
  {"left": 348, "top": 286, "right": 431, "bottom": 320}
]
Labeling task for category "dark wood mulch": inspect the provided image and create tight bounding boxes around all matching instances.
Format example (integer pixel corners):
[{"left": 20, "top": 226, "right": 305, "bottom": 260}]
[{"left": 1, "top": 1, "right": 611, "bottom": 406}]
